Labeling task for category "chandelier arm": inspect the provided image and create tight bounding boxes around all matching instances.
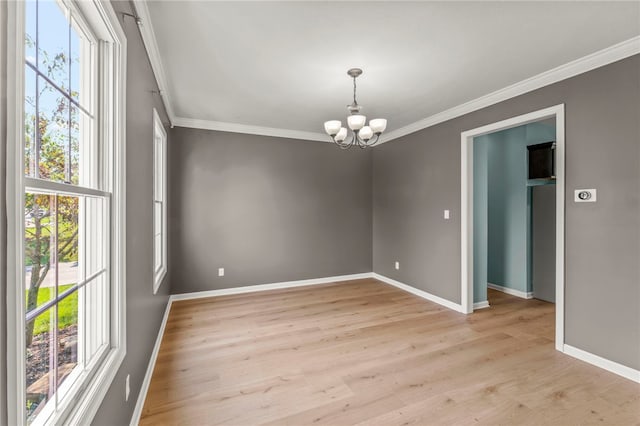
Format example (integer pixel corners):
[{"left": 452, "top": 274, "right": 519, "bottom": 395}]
[
  {"left": 357, "top": 134, "right": 367, "bottom": 148},
  {"left": 332, "top": 134, "right": 355, "bottom": 149},
  {"left": 356, "top": 131, "right": 381, "bottom": 148},
  {"left": 367, "top": 133, "right": 382, "bottom": 147}
]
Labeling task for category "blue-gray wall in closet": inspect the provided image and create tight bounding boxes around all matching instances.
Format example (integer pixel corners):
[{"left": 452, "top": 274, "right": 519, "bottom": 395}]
[{"left": 473, "top": 121, "right": 555, "bottom": 303}]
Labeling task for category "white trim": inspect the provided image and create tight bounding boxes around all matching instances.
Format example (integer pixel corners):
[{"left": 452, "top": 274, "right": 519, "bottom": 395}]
[
  {"left": 6, "top": 1, "right": 24, "bottom": 423},
  {"left": 170, "top": 272, "right": 374, "bottom": 301},
  {"left": 24, "top": 177, "right": 111, "bottom": 198},
  {"left": 172, "top": 116, "right": 329, "bottom": 143},
  {"left": 372, "top": 273, "right": 464, "bottom": 313},
  {"left": 563, "top": 345, "right": 640, "bottom": 384},
  {"left": 129, "top": 298, "right": 172, "bottom": 426},
  {"left": 381, "top": 36, "right": 640, "bottom": 143},
  {"left": 66, "top": 1, "right": 129, "bottom": 423},
  {"left": 473, "top": 301, "right": 490, "bottom": 309},
  {"left": 460, "top": 104, "right": 565, "bottom": 352},
  {"left": 487, "top": 283, "right": 534, "bottom": 299},
  {"left": 0, "top": 1, "right": 6, "bottom": 420},
  {"left": 131, "top": 0, "right": 176, "bottom": 125}
]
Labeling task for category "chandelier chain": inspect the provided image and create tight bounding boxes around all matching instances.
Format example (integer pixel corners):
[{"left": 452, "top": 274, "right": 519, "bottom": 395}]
[{"left": 353, "top": 76, "right": 357, "bottom": 106}]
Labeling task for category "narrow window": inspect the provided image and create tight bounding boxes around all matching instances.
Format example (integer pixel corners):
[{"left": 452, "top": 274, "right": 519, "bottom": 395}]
[{"left": 153, "top": 109, "right": 167, "bottom": 293}]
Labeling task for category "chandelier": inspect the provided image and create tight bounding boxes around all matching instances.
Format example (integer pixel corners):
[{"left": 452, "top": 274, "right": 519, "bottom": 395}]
[{"left": 323, "top": 68, "right": 387, "bottom": 149}]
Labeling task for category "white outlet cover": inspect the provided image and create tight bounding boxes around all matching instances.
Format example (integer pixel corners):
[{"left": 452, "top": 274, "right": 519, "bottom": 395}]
[
  {"left": 395, "top": 261, "right": 400, "bottom": 270},
  {"left": 575, "top": 189, "right": 597, "bottom": 202},
  {"left": 444, "top": 210, "right": 450, "bottom": 219},
  {"left": 218, "top": 267, "right": 225, "bottom": 277}
]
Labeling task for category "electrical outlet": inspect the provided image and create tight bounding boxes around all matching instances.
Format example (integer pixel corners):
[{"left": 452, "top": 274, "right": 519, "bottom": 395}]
[
  {"left": 444, "top": 210, "right": 450, "bottom": 219},
  {"left": 395, "top": 261, "right": 400, "bottom": 270},
  {"left": 125, "top": 374, "right": 130, "bottom": 401},
  {"left": 218, "top": 267, "right": 225, "bottom": 277}
]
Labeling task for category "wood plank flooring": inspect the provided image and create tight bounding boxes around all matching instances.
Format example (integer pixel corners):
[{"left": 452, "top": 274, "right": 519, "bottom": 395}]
[{"left": 140, "top": 279, "right": 640, "bottom": 425}]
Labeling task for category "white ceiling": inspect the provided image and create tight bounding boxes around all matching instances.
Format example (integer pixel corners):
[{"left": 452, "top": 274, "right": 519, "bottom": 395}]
[{"left": 143, "top": 1, "right": 640, "bottom": 139}]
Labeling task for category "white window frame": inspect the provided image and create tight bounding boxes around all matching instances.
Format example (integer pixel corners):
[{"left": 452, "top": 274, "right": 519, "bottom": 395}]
[
  {"left": 5, "top": 1, "right": 127, "bottom": 424},
  {"left": 152, "top": 108, "right": 167, "bottom": 294}
]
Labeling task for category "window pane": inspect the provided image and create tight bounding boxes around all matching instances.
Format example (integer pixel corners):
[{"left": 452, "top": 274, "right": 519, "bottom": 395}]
[
  {"left": 154, "top": 233, "right": 162, "bottom": 273},
  {"left": 84, "top": 197, "right": 106, "bottom": 278},
  {"left": 84, "top": 274, "right": 109, "bottom": 366},
  {"left": 57, "top": 290, "right": 78, "bottom": 393},
  {"left": 37, "top": 0, "right": 70, "bottom": 93},
  {"left": 26, "top": 307, "right": 55, "bottom": 424},
  {"left": 25, "top": 66, "right": 37, "bottom": 177},
  {"left": 69, "top": 17, "right": 81, "bottom": 103},
  {"left": 57, "top": 195, "right": 80, "bottom": 288},
  {"left": 69, "top": 104, "right": 80, "bottom": 185},
  {"left": 25, "top": 193, "right": 56, "bottom": 313},
  {"left": 154, "top": 200, "right": 163, "bottom": 273},
  {"left": 154, "top": 138, "right": 162, "bottom": 200},
  {"left": 25, "top": 1, "right": 36, "bottom": 65},
  {"left": 38, "top": 77, "right": 69, "bottom": 183},
  {"left": 154, "top": 201, "right": 162, "bottom": 237}
]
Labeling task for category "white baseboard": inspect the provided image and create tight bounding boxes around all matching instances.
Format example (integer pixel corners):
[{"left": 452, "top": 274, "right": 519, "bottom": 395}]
[
  {"left": 373, "top": 273, "right": 463, "bottom": 313},
  {"left": 170, "top": 272, "right": 374, "bottom": 302},
  {"left": 130, "top": 298, "right": 173, "bottom": 426},
  {"left": 487, "top": 282, "right": 533, "bottom": 299},
  {"left": 474, "top": 301, "right": 490, "bottom": 310},
  {"left": 563, "top": 344, "right": 640, "bottom": 384}
]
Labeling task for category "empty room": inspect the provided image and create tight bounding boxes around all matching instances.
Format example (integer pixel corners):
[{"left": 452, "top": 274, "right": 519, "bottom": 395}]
[{"left": 1, "top": 1, "right": 639, "bottom": 425}]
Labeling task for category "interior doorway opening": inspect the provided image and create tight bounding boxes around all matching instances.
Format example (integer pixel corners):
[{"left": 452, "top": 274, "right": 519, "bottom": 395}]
[
  {"left": 460, "top": 105, "right": 565, "bottom": 351},
  {"left": 474, "top": 118, "right": 557, "bottom": 308}
]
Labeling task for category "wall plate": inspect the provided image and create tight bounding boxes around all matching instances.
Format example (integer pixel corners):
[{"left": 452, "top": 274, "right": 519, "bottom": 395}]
[{"left": 574, "top": 189, "right": 596, "bottom": 202}]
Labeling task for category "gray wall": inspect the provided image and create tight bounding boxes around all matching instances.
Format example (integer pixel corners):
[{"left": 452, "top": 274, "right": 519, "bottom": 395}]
[
  {"left": 92, "top": 2, "right": 172, "bottom": 425},
  {"left": 168, "top": 128, "right": 373, "bottom": 294},
  {"left": 373, "top": 55, "right": 640, "bottom": 370}
]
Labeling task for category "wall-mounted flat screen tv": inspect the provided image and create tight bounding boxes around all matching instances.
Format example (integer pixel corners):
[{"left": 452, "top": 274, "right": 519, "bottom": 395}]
[{"left": 527, "top": 141, "right": 555, "bottom": 179}]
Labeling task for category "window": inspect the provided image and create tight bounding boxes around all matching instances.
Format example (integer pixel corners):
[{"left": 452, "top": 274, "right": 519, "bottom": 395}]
[
  {"left": 6, "top": 0, "right": 127, "bottom": 424},
  {"left": 153, "top": 108, "right": 167, "bottom": 293}
]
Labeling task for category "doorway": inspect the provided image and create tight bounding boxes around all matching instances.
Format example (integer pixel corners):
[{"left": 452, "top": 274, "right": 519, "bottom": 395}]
[{"left": 460, "top": 105, "right": 565, "bottom": 351}]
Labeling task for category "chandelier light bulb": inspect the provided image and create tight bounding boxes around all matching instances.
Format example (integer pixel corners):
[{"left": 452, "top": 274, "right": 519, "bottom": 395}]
[
  {"left": 335, "top": 127, "right": 348, "bottom": 142},
  {"left": 359, "top": 126, "right": 373, "bottom": 141},
  {"left": 370, "top": 118, "right": 387, "bottom": 134},
  {"left": 347, "top": 114, "right": 366, "bottom": 130},
  {"left": 324, "top": 120, "right": 342, "bottom": 136}
]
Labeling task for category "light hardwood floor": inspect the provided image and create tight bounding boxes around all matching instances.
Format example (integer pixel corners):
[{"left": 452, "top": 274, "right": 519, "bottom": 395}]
[{"left": 140, "top": 279, "right": 640, "bottom": 425}]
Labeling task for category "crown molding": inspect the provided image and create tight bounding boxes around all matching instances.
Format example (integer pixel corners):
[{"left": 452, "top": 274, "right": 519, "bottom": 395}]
[
  {"left": 131, "top": 0, "right": 176, "bottom": 125},
  {"left": 380, "top": 36, "right": 640, "bottom": 144},
  {"left": 131, "top": 6, "right": 638, "bottom": 144},
  {"left": 172, "top": 117, "right": 330, "bottom": 142}
]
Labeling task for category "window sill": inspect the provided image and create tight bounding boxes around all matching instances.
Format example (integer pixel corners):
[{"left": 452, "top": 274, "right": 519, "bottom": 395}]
[{"left": 59, "top": 346, "right": 126, "bottom": 425}]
